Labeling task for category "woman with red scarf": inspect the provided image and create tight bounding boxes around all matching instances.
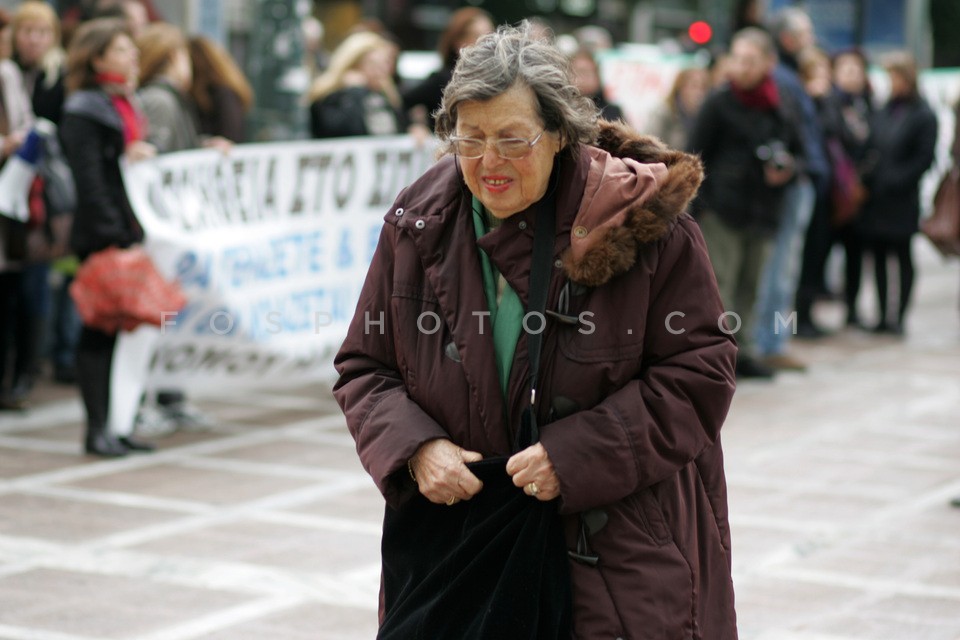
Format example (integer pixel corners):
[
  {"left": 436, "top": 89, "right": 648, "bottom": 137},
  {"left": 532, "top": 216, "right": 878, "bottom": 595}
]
[
  {"left": 60, "top": 18, "right": 156, "bottom": 456},
  {"left": 687, "top": 27, "right": 803, "bottom": 379}
]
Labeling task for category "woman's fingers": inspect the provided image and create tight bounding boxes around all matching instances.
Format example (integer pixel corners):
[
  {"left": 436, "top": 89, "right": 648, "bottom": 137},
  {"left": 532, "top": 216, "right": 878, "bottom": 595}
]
[
  {"left": 410, "top": 439, "right": 483, "bottom": 504},
  {"left": 507, "top": 443, "right": 560, "bottom": 501}
]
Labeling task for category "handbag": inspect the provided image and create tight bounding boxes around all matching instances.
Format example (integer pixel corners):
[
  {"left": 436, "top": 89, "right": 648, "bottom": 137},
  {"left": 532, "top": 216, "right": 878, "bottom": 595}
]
[
  {"left": 826, "top": 137, "right": 866, "bottom": 227},
  {"left": 378, "top": 194, "right": 572, "bottom": 639},
  {"left": 921, "top": 166, "right": 960, "bottom": 257},
  {"left": 69, "top": 245, "right": 187, "bottom": 333}
]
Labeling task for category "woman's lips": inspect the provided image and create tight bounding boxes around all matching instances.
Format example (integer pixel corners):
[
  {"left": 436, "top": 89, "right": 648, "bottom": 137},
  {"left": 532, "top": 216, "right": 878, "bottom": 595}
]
[{"left": 482, "top": 176, "right": 512, "bottom": 193}]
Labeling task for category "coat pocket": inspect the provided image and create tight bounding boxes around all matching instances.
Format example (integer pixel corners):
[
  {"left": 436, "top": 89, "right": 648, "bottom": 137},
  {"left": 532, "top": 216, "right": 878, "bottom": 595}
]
[{"left": 627, "top": 488, "right": 672, "bottom": 546}]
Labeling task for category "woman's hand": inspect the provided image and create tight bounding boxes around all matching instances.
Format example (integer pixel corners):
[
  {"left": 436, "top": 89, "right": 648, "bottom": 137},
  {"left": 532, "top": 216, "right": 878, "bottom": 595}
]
[
  {"left": 125, "top": 141, "right": 157, "bottom": 163},
  {"left": 409, "top": 439, "right": 484, "bottom": 506},
  {"left": 506, "top": 442, "right": 560, "bottom": 501},
  {"left": 203, "top": 136, "right": 233, "bottom": 155}
]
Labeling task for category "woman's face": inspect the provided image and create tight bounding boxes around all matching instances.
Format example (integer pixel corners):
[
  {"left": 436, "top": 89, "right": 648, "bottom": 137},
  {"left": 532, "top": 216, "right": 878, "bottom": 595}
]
[
  {"left": 94, "top": 33, "right": 140, "bottom": 86},
  {"left": 455, "top": 83, "right": 562, "bottom": 220},
  {"left": 168, "top": 46, "right": 193, "bottom": 89},
  {"left": 571, "top": 54, "right": 600, "bottom": 97},
  {"left": 458, "top": 16, "right": 494, "bottom": 51},
  {"left": 358, "top": 45, "right": 394, "bottom": 90},
  {"left": 677, "top": 69, "right": 709, "bottom": 112},
  {"left": 729, "top": 39, "right": 771, "bottom": 90},
  {"left": 833, "top": 54, "right": 866, "bottom": 94},
  {"left": 15, "top": 18, "right": 56, "bottom": 67},
  {"left": 888, "top": 70, "right": 909, "bottom": 98}
]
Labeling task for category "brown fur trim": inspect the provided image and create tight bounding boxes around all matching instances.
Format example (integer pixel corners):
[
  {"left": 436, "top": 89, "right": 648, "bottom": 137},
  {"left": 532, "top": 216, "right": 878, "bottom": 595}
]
[
  {"left": 561, "top": 226, "right": 636, "bottom": 287},
  {"left": 562, "top": 120, "right": 705, "bottom": 286}
]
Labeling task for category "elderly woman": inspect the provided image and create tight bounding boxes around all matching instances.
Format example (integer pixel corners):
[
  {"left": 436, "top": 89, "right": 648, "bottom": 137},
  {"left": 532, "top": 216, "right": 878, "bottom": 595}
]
[{"left": 334, "top": 23, "right": 738, "bottom": 639}]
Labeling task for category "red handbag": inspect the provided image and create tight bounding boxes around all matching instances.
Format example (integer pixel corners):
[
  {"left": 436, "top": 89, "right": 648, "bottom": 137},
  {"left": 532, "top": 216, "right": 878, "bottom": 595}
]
[
  {"left": 69, "top": 246, "right": 187, "bottom": 333},
  {"left": 922, "top": 166, "right": 960, "bottom": 257}
]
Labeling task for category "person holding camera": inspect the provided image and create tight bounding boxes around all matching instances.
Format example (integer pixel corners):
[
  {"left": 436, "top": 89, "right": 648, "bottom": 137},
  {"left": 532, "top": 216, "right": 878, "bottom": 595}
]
[{"left": 688, "top": 27, "right": 803, "bottom": 379}]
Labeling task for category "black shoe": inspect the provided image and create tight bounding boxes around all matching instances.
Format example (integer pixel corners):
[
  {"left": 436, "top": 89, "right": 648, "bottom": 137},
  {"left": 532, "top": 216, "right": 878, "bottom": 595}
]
[
  {"left": 118, "top": 436, "right": 156, "bottom": 452},
  {"left": 872, "top": 321, "right": 905, "bottom": 336},
  {"left": 736, "top": 356, "right": 776, "bottom": 380},
  {"left": 795, "top": 321, "right": 828, "bottom": 339},
  {"left": 85, "top": 433, "right": 128, "bottom": 457}
]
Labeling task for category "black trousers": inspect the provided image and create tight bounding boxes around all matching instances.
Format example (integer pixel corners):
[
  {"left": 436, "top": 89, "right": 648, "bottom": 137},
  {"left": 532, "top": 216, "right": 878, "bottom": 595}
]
[
  {"left": 866, "top": 237, "right": 914, "bottom": 326},
  {"left": 795, "top": 192, "right": 864, "bottom": 324}
]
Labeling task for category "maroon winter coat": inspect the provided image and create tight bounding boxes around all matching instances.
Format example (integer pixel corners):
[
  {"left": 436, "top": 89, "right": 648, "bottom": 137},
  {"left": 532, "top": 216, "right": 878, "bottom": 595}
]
[{"left": 334, "top": 121, "right": 739, "bottom": 639}]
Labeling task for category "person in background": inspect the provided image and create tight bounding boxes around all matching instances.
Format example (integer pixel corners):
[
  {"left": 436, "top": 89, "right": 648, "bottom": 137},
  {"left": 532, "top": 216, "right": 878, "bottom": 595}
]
[
  {"left": 648, "top": 66, "right": 710, "bottom": 150},
  {"left": 306, "top": 31, "right": 406, "bottom": 139},
  {"left": 188, "top": 35, "right": 253, "bottom": 143},
  {"left": 751, "top": 7, "right": 829, "bottom": 373},
  {"left": 569, "top": 47, "right": 623, "bottom": 122},
  {"left": 59, "top": 18, "right": 156, "bottom": 455},
  {"left": 0, "top": 12, "right": 36, "bottom": 410},
  {"left": 687, "top": 27, "right": 803, "bottom": 380},
  {"left": 794, "top": 48, "right": 874, "bottom": 337},
  {"left": 830, "top": 50, "right": 875, "bottom": 329},
  {"left": 401, "top": 7, "right": 494, "bottom": 132},
  {"left": 335, "top": 22, "right": 738, "bottom": 638},
  {"left": 856, "top": 52, "right": 937, "bottom": 335},
  {"left": 6, "top": 1, "right": 73, "bottom": 400},
  {"left": 133, "top": 21, "right": 225, "bottom": 435}
]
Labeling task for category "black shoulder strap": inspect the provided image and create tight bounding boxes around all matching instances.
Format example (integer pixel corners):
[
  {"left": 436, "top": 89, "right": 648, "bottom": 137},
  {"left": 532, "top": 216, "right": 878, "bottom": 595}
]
[{"left": 520, "top": 196, "right": 555, "bottom": 447}]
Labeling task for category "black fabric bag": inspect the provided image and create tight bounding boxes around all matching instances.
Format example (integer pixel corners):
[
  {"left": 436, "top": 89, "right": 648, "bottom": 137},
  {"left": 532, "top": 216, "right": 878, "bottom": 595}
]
[
  {"left": 378, "top": 194, "right": 572, "bottom": 640},
  {"left": 379, "top": 452, "right": 571, "bottom": 639}
]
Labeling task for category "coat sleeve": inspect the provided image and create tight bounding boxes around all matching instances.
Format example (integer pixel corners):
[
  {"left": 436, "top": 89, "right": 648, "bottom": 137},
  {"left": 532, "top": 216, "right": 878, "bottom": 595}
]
[
  {"left": 332, "top": 221, "right": 452, "bottom": 508},
  {"left": 59, "top": 114, "right": 132, "bottom": 251},
  {"left": 540, "top": 216, "right": 737, "bottom": 514}
]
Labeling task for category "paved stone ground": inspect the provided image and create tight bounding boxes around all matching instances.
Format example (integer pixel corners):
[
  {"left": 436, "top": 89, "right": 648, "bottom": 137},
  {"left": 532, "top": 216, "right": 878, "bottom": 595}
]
[{"left": 0, "top": 240, "right": 958, "bottom": 640}]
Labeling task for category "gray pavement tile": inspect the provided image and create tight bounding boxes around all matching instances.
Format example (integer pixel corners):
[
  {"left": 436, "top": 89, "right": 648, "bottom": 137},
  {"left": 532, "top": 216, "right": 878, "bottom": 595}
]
[
  {"left": 0, "top": 492, "right": 187, "bottom": 543},
  {"left": 0, "top": 567, "right": 257, "bottom": 638},
  {"left": 58, "top": 463, "right": 322, "bottom": 507},
  {"left": 206, "top": 438, "right": 365, "bottom": 473},
  {"left": 126, "top": 518, "right": 381, "bottom": 574}
]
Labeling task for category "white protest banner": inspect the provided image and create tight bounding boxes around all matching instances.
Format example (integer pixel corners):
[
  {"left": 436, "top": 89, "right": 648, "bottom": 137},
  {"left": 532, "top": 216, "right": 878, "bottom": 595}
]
[{"left": 119, "top": 135, "right": 439, "bottom": 395}]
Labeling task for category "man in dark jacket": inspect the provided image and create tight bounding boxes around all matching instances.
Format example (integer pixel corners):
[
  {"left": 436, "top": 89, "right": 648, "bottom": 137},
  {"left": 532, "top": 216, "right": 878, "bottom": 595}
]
[{"left": 688, "top": 26, "right": 803, "bottom": 379}]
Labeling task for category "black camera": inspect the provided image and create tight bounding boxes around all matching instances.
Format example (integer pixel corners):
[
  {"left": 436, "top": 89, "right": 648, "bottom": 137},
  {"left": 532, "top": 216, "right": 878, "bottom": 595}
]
[{"left": 755, "top": 140, "right": 794, "bottom": 171}]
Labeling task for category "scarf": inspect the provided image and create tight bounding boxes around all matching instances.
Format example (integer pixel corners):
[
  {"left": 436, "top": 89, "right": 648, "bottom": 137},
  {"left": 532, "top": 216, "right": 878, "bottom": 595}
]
[
  {"left": 96, "top": 72, "right": 144, "bottom": 144},
  {"left": 731, "top": 75, "right": 780, "bottom": 111}
]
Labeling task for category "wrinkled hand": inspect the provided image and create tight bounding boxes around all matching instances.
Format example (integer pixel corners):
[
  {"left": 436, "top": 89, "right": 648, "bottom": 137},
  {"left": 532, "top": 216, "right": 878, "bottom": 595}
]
[
  {"left": 125, "top": 141, "right": 157, "bottom": 163},
  {"left": 506, "top": 442, "right": 560, "bottom": 501},
  {"left": 409, "top": 439, "right": 483, "bottom": 505}
]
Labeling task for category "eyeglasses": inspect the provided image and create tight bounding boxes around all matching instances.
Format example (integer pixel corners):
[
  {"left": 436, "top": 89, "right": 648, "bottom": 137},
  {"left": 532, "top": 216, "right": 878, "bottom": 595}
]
[{"left": 448, "top": 130, "right": 545, "bottom": 160}]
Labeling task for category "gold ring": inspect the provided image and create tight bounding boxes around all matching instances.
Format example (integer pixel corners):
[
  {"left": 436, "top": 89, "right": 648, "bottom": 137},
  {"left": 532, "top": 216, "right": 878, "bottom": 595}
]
[
  {"left": 446, "top": 496, "right": 457, "bottom": 506},
  {"left": 527, "top": 482, "right": 539, "bottom": 496}
]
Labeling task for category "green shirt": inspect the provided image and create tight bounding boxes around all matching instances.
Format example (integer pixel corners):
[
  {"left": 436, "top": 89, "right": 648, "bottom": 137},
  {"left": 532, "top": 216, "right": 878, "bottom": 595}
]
[{"left": 471, "top": 196, "right": 525, "bottom": 398}]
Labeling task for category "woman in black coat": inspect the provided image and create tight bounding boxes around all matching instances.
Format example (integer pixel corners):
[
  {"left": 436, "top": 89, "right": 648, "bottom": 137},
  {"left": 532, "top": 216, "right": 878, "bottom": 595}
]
[
  {"left": 60, "top": 18, "right": 156, "bottom": 456},
  {"left": 857, "top": 52, "right": 937, "bottom": 335}
]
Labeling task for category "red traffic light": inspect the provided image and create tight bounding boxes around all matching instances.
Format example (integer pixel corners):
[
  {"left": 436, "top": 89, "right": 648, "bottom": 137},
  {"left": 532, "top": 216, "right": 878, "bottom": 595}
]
[{"left": 688, "top": 21, "right": 712, "bottom": 45}]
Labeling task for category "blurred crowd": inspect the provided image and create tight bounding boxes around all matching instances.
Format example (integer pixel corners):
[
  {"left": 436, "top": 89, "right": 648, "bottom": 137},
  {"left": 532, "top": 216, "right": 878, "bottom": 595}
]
[{"left": 0, "top": 2, "right": 956, "bottom": 444}]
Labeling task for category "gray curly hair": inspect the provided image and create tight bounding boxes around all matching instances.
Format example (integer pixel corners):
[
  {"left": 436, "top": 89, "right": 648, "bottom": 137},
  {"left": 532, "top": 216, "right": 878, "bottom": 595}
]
[{"left": 434, "top": 21, "right": 599, "bottom": 155}]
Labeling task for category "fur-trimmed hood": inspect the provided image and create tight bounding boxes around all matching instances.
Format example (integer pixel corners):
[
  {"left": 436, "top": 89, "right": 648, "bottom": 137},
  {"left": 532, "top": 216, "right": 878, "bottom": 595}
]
[{"left": 561, "top": 119, "right": 704, "bottom": 286}]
